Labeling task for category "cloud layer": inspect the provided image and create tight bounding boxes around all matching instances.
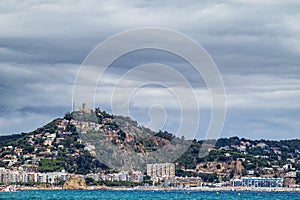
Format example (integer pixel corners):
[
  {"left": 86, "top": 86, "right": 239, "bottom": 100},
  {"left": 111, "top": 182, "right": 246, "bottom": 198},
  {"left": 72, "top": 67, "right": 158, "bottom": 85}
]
[{"left": 0, "top": 0, "right": 299, "bottom": 139}]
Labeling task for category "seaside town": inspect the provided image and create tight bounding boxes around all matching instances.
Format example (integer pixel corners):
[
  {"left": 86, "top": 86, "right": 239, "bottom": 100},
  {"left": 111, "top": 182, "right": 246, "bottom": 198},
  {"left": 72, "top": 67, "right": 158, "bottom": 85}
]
[
  {"left": 1, "top": 0, "right": 298, "bottom": 199},
  {"left": 1, "top": 104, "right": 300, "bottom": 191},
  {"left": 0, "top": 162, "right": 296, "bottom": 189}
]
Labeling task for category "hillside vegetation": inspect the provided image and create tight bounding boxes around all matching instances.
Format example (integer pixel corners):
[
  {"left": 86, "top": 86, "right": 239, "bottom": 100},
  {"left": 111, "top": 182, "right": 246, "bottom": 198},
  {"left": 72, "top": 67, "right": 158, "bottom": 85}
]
[{"left": 1, "top": 109, "right": 300, "bottom": 182}]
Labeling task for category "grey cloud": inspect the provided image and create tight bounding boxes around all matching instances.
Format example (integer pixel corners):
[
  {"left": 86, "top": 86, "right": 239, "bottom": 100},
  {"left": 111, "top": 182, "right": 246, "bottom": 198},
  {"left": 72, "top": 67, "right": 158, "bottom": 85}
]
[
  {"left": 0, "top": 63, "right": 77, "bottom": 118},
  {"left": 222, "top": 107, "right": 300, "bottom": 140},
  {"left": 0, "top": 0, "right": 299, "bottom": 139}
]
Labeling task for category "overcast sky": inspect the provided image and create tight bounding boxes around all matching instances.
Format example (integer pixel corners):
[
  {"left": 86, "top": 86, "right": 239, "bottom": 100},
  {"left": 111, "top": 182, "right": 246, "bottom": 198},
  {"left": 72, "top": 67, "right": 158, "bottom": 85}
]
[{"left": 0, "top": 0, "right": 299, "bottom": 140}]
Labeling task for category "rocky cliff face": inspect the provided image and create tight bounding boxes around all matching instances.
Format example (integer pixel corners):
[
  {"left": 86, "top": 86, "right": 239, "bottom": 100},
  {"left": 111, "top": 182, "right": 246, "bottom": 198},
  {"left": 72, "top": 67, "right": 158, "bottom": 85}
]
[
  {"left": 234, "top": 160, "right": 244, "bottom": 176},
  {"left": 196, "top": 160, "right": 245, "bottom": 177},
  {"left": 63, "top": 175, "right": 87, "bottom": 190}
]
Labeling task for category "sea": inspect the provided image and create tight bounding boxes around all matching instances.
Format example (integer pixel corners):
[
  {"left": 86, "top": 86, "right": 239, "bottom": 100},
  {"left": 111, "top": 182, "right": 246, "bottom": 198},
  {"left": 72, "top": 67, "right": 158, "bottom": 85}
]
[{"left": 0, "top": 190, "right": 300, "bottom": 200}]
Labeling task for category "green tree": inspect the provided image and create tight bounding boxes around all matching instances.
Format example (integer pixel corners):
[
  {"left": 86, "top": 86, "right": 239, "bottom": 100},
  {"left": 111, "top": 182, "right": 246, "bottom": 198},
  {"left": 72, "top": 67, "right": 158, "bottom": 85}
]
[{"left": 64, "top": 112, "right": 73, "bottom": 121}]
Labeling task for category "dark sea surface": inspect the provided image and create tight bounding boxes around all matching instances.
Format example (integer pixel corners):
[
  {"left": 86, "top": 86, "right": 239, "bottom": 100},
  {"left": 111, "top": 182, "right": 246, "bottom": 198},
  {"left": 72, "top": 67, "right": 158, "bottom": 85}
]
[{"left": 0, "top": 190, "right": 299, "bottom": 200}]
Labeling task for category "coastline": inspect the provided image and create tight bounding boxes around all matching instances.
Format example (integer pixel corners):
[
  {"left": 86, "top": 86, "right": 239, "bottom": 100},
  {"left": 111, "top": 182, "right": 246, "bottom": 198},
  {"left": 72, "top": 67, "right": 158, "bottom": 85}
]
[{"left": 16, "top": 186, "right": 300, "bottom": 192}]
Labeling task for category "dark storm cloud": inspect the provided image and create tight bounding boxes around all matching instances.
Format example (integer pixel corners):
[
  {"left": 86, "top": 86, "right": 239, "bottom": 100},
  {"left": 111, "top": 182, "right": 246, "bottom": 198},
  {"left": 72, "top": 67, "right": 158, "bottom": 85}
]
[{"left": 0, "top": 0, "right": 299, "bottom": 139}]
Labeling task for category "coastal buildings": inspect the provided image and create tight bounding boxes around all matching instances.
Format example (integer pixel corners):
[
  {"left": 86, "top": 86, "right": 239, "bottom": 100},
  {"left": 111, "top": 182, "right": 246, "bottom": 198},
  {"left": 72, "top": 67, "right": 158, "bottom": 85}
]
[
  {"left": 0, "top": 167, "right": 68, "bottom": 184},
  {"left": 97, "top": 171, "right": 143, "bottom": 183},
  {"left": 174, "top": 176, "right": 203, "bottom": 188},
  {"left": 0, "top": 167, "right": 143, "bottom": 185},
  {"left": 232, "top": 177, "right": 283, "bottom": 187},
  {"left": 147, "top": 163, "right": 175, "bottom": 179}
]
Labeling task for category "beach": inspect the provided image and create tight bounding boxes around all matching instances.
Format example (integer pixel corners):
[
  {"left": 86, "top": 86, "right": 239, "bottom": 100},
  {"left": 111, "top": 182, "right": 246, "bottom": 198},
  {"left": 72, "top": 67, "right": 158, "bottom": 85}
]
[{"left": 16, "top": 185, "right": 300, "bottom": 192}]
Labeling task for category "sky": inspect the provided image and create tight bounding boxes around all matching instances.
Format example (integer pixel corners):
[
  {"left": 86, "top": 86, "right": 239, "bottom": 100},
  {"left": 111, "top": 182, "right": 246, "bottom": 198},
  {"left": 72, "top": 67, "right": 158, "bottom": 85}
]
[{"left": 0, "top": 0, "right": 299, "bottom": 140}]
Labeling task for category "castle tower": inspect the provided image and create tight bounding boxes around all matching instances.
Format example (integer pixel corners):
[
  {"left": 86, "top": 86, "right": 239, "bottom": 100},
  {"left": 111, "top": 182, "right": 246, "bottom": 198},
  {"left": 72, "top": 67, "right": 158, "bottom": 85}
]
[
  {"left": 82, "top": 102, "right": 87, "bottom": 112},
  {"left": 82, "top": 102, "right": 91, "bottom": 114}
]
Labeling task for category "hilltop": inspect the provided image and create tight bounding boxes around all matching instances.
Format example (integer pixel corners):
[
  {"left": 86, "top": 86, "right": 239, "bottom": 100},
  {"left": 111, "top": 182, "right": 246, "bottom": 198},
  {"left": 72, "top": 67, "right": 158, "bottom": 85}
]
[
  {"left": 0, "top": 108, "right": 188, "bottom": 174},
  {"left": 1, "top": 108, "right": 300, "bottom": 184}
]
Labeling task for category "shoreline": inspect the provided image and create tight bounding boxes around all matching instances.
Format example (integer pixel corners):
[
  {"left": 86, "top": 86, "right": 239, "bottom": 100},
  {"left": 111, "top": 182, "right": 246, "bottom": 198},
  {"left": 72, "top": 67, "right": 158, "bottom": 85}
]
[{"left": 16, "top": 186, "right": 300, "bottom": 192}]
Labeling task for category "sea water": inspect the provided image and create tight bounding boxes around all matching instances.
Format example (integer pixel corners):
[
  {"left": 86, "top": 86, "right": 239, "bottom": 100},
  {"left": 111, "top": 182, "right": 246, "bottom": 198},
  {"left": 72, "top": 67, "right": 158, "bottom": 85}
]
[{"left": 0, "top": 190, "right": 299, "bottom": 200}]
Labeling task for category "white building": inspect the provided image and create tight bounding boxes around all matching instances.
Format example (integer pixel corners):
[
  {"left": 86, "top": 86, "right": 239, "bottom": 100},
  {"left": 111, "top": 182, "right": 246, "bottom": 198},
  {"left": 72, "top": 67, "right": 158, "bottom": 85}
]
[
  {"left": 0, "top": 168, "right": 68, "bottom": 184},
  {"left": 147, "top": 163, "right": 175, "bottom": 179},
  {"left": 232, "top": 177, "right": 283, "bottom": 187}
]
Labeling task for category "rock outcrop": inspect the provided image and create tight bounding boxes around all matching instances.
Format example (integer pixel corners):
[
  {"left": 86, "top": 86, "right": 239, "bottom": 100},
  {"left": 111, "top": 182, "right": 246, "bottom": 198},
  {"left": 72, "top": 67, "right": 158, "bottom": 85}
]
[
  {"left": 63, "top": 175, "right": 87, "bottom": 190},
  {"left": 234, "top": 160, "right": 244, "bottom": 176},
  {"left": 283, "top": 177, "right": 296, "bottom": 187}
]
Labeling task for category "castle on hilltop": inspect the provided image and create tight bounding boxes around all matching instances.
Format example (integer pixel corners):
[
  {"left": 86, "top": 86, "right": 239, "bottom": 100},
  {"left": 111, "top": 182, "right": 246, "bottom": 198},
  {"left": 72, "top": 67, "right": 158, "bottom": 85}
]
[
  {"left": 81, "top": 102, "right": 92, "bottom": 114},
  {"left": 73, "top": 102, "right": 92, "bottom": 114}
]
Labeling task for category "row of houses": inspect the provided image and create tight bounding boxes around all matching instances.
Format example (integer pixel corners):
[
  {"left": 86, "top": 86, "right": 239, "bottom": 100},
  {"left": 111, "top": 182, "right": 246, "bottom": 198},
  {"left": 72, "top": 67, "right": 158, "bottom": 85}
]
[
  {"left": 0, "top": 167, "right": 144, "bottom": 185},
  {"left": 213, "top": 140, "right": 300, "bottom": 157},
  {"left": 232, "top": 177, "right": 283, "bottom": 187},
  {"left": 0, "top": 167, "right": 68, "bottom": 184},
  {"left": 86, "top": 171, "right": 144, "bottom": 183},
  {"left": 1, "top": 166, "right": 291, "bottom": 188}
]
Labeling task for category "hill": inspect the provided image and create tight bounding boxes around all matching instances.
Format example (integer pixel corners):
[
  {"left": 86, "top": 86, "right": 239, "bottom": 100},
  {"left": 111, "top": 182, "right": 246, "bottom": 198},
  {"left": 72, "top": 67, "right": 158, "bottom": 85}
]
[{"left": 1, "top": 108, "right": 300, "bottom": 183}]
